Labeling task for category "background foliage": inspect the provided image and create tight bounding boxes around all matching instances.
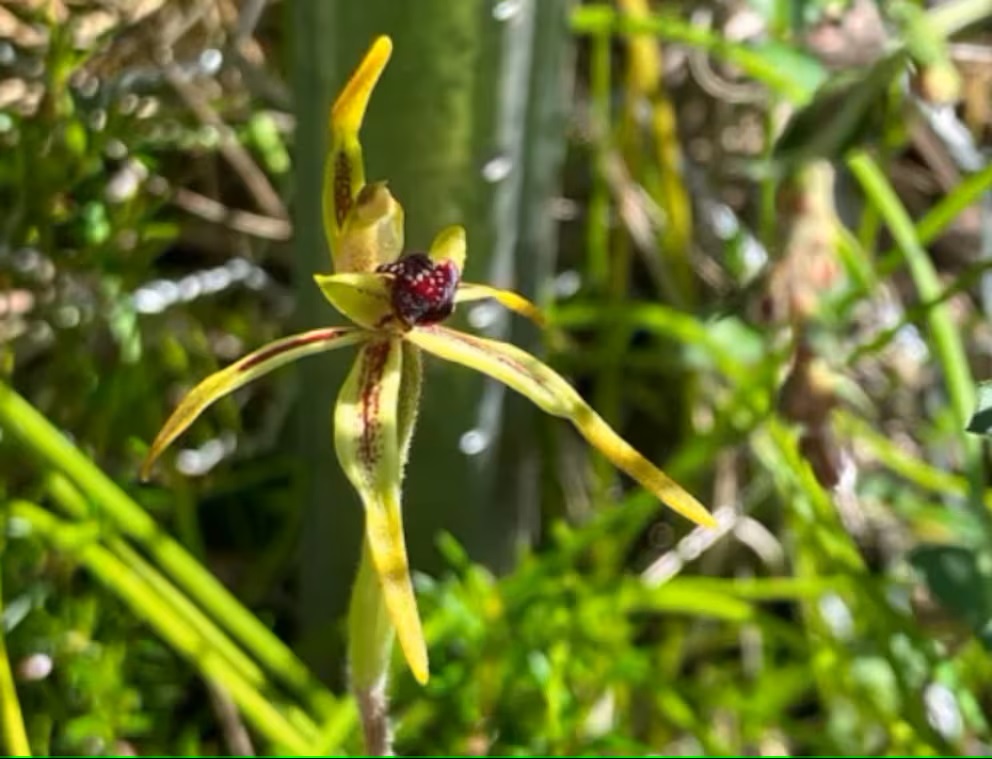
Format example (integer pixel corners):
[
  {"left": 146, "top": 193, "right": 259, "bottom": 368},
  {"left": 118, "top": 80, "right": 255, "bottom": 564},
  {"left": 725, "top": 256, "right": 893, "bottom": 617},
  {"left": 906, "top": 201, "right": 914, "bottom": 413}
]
[{"left": 2, "top": 0, "right": 992, "bottom": 755}]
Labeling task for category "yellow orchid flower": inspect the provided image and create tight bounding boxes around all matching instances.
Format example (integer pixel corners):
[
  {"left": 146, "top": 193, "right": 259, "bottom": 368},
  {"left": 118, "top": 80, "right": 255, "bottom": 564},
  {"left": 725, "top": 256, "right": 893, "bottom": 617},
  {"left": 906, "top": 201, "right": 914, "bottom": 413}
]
[{"left": 142, "top": 35, "right": 714, "bottom": 689}]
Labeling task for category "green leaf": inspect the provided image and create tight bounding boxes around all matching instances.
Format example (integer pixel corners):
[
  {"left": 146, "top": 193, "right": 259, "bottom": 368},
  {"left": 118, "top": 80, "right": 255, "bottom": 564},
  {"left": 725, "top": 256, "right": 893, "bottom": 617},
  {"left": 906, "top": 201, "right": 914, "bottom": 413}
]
[
  {"left": 749, "top": 40, "right": 827, "bottom": 94},
  {"left": 620, "top": 579, "right": 755, "bottom": 622},
  {"left": 965, "top": 381, "right": 992, "bottom": 437},
  {"left": 247, "top": 112, "right": 291, "bottom": 175},
  {"left": 909, "top": 544, "right": 992, "bottom": 648},
  {"left": 770, "top": 51, "right": 908, "bottom": 174},
  {"left": 81, "top": 200, "right": 111, "bottom": 247}
]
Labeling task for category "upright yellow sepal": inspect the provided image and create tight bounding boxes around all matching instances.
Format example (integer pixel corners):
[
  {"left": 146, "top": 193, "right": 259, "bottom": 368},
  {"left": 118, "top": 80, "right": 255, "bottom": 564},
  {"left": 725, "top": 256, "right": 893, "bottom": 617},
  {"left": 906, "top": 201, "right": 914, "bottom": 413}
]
[
  {"left": 324, "top": 36, "right": 395, "bottom": 270},
  {"left": 330, "top": 36, "right": 393, "bottom": 135}
]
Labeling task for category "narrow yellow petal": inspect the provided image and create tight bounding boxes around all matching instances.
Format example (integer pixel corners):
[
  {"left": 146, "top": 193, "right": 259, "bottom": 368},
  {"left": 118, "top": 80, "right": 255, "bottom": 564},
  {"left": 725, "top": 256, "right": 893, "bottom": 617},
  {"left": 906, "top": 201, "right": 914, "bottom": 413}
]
[
  {"left": 335, "top": 339, "right": 429, "bottom": 683},
  {"left": 455, "top": 283, "right": 547, "bottom": 328},
  {"left": 142, "top": 328, "right": 368, "bottom": 480},
  {"left": 407, "top": 326, "right": 715, "bottom": 528},
  {"left": 428, "top": 225, "right": 466, "bottom": 272},
  {"left": 323, "top": 36, "right": 394, "bottom": 269}
]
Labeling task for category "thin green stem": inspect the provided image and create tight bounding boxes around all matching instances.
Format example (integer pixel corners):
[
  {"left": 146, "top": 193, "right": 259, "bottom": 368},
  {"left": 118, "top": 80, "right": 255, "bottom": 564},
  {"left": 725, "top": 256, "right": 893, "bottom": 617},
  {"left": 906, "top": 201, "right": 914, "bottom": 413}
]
[
  {"left": 0, "top": 514, "right": 31, "bottom": 757},
  {"left": 758, "top": 107, "right": 779, "bottom": 249},
  {"left": 42, "top": 472, "right": 275, "bottom": 705},
  {"left": 835, "top": 410, "right": 992, "bottom": 510},
  {"left": 9, "top": 501, "right": 316, "bottom": 755},
  {"left": 928, "top": 0, "right": 992, "bottom": 37},
  {"left": 856, "top": 198, "right": 881, "bottom": 258},
  {"left": 877, "top": 161, "right": 992, "bottom": 278},
  {"left": 847, "top": 152, "right": 986, "bottom": 516},
  {"left": 587, "top": 27, "right": 612, "bottom": 291},
  {"left": 570, "top": 5, "right": 812, "bottom": 103},
  {"left": 0, "top": 382, "right": 336, "bottom": 718},
  {"left": 45, "top": 473, "right": 325, "bottom": 742}
]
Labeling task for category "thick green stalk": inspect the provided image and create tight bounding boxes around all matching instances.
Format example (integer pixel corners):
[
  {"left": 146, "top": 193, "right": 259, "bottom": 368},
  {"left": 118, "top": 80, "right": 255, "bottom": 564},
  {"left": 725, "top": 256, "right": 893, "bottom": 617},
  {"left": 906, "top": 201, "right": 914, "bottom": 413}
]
[
  {"left": 10, "top": 502, "right": 315, "bottom": 754},
  {"left": 0, "top": 382, "right": 334, "bottom": 717},
  {"left": 0, "top": 517, "right": 30, "bottom": 757}
]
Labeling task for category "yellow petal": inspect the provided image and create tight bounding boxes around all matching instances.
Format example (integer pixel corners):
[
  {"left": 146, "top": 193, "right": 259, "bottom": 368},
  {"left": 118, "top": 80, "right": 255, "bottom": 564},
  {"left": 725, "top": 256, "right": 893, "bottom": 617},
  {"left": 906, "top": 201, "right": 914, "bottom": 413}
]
[
  {"left": 455, "top": 283, "right": 547, "bottom": 329},
  {"left": 428, "top": 225, "right": 466, "bottom": 272},
  {"left": 335, "top": 339, "right": 428, "bottom": 683},
  {"left": 323, "top": 36, "right": 393, "bottom": 269},
  {"left": 407, "top": 326, "right": 715, "bottom": 528},
  {"left": 142, "top": 328, "right": 368, "bottom": 480},
  {"left": 314, "top": 272, "right": 397, "bottom": 331}
]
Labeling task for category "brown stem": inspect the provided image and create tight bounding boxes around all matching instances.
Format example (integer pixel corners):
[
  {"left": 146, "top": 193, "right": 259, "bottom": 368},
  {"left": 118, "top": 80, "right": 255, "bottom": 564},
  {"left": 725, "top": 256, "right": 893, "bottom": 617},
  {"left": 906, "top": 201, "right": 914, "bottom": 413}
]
[{"left": 355, "top": 678, "right": 394, "bottom": 757}]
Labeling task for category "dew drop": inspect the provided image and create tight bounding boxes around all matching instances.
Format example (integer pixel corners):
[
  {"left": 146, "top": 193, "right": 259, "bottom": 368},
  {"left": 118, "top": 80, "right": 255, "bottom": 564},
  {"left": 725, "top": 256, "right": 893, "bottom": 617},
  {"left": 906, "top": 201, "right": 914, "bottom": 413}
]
[
  {"left": 17, "top": 653, "right": 53, "bottom": 682},
  {"left": 553, "top": 270, "right": 581, "bottom": 298},
  {"left": 481, "top": 155, "right": 512, "bottom": 183},
  {"left": 468, "top": 301, "right": 500, "bottom": 330},
  {"left": 459, "top": 428, "right": 490, "bottom": 456},
  {"left": 199, "top": 48, "right": 223, "bottom": 76},
  {"left": 492, "top": 0, "right": 522, "bottom": 21}
]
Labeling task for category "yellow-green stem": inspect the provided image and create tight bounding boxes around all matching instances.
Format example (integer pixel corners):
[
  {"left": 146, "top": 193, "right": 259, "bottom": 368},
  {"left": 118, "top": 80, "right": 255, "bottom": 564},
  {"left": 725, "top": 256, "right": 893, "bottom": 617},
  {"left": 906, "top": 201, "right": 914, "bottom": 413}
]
[
  {"left": 0, "top": 382, "right": 335, "bottom": 718},
  {"left": 848, "top": 152, "right": 986, "bottom": 521},
  {"left": 348, "top": 538, "right": 395, "bottom": 755},
  {"left": 9, "top": 502, "right": 316, "bottom": 754},
  {"left": 0, "top": 514, "right": 30, "bottom": 757}
]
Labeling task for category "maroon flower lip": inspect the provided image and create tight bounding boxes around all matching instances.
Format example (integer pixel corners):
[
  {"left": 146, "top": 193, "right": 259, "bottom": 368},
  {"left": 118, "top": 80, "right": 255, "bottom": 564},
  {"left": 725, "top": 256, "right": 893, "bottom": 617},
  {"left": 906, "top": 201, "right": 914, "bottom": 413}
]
[{"left": 377, "top": 252, "right": 461, "bottom": 326}]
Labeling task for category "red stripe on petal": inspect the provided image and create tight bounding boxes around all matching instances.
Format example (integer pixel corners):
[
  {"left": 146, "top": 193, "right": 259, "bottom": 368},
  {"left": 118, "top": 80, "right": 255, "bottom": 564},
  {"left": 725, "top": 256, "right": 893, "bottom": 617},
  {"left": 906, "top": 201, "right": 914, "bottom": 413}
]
[
  {"left": 357, "top": 340, "right": 393, "bottom": 468},
  {"left": 238, "top": 328, "right": 350, "bottom": 372},
  {"left": 335, "top": 151, "right": 352, "bottom": 227},
  {"left": 420, "top": 326, "right": 537, "bottom": 386}
]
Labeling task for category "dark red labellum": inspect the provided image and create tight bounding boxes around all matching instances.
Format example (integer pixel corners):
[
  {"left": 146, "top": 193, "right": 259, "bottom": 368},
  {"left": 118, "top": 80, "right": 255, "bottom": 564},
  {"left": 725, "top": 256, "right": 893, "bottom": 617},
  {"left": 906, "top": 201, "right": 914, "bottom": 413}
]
[{"left": 377, "top": 253, "right": 460, "bottom": 326}]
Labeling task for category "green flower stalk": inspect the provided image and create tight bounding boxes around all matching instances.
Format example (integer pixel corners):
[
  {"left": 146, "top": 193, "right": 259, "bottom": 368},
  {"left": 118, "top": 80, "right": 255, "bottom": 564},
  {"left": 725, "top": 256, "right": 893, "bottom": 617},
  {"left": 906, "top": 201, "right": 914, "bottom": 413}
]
[{"left": 142, "top": 36, "right": 714, "bottom": 693}]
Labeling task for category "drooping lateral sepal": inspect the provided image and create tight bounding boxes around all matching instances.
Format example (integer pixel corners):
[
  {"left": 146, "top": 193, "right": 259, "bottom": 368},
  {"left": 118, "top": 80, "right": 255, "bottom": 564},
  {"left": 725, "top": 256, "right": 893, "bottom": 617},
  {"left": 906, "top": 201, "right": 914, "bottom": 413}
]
[
  {"left": 141, "top": 328, "right": 368, "bottom": 480},
  {"left": 408, "top": 326, "right": 715, "bottom": 528}
]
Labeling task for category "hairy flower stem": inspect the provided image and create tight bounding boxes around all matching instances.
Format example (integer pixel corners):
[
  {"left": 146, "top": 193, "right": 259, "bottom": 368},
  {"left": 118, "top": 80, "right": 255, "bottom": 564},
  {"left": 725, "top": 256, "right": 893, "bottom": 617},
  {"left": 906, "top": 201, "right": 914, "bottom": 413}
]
[{"left": 348, "top": 539, "right": 396, "bottom": 755}]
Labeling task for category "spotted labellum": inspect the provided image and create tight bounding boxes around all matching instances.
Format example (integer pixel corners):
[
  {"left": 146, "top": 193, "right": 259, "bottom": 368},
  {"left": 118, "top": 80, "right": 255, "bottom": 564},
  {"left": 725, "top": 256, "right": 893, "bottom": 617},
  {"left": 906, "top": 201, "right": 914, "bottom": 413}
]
[
  {"left": 142, "top": 35, "right": 713, "bottom": 699},
  {"left": 377, "top": 253, "right": 460, "bottom": 326}
]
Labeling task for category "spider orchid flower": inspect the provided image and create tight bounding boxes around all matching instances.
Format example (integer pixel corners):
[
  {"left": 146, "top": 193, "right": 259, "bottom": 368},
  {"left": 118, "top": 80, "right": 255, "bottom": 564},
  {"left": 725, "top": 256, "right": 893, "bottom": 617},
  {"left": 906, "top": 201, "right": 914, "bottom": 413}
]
[{"left": 141, "top": 35, "right": 714, "bottom": 688}]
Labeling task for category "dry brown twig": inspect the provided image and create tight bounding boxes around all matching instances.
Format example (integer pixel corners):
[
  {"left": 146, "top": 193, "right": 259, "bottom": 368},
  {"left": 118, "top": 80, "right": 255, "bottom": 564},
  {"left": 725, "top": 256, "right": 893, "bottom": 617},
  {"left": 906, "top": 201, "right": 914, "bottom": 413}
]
[
  {"left": 172, "top": 186, "right": 291, "bottom": 240},
  {"left": 164, "top": 63, "right": 288, "bottom": 221}
]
